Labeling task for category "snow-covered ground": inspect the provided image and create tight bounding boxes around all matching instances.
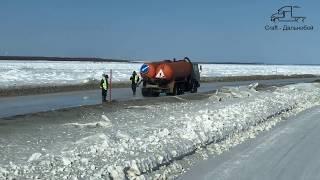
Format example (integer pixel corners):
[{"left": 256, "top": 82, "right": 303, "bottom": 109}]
[
  {"left": 200, "top": 64, "right": 320, "bottom": 77},
  {"left": 0, "top": 61, "right": 141, "bottom": 88},
  {"left": 1, "top": 60, "right": 320, "bottom": 88},
  {"left": 1, "top": 83, "right": 320, "bottom": 179}
]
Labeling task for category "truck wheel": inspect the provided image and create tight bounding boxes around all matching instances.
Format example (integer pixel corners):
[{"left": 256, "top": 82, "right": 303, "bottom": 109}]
[
  {"left": 190, "top": 81, "right": 198, "bottom": 93},
  {"left": 149, "top": 88, "right": 160, "bottom": 97},
  {"left": 151, "top": 92, "right": 160, "bottom": 97},
  {"left": 142, "top": 88, "right": 151, "bottom": 97},
  {"left": 191, "top": 87, "right": 197, "bottom": 93},
  {"left": 172, "top": 84, "right": 178, "bottom": 95},
  {"left": 177, "top": 85, "right": 184, "bottom": 95},
  {"left": 167, "top": 83, "right": 178, "bottom": 96}
]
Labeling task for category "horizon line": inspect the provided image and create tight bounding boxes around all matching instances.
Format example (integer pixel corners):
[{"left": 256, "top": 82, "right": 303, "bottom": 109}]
[{"left": 0, "top": 55, "right": 319, "bottom": 66}]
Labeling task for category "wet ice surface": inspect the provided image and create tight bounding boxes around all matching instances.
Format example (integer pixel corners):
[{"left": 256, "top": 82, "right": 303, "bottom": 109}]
[
  {"left": 1, "top": 83, "right": 320, "bottom": 179},
  {"left": 1, "top": 60, "right": 320, "bottom": 87}
]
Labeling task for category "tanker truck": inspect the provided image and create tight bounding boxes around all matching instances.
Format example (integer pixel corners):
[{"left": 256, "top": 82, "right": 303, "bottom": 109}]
[{"left": 139, "top": 57, "right": 200, "bottom": 97}]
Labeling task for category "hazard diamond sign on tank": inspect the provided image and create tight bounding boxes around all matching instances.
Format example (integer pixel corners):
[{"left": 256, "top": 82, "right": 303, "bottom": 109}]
[{"left": 156, "top": 69, "right": 166, "bottom": 78}]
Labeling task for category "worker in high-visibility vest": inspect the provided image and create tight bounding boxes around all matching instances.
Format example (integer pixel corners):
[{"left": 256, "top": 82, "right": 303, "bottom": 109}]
[
  {"left": 130, "top": 71, "right": 140, "bottom": 95},
  {"left": 100, "top": 73, "right": 109, "bottom": 102}
]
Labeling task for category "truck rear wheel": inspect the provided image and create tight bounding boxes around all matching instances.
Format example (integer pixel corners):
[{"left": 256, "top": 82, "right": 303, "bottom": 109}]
[
  {"left": 166, "top": 83, "right": 178, "bottom": 96},
  {"left": 142, "top": 88, "right": 160, "bottom": 97},
  {"left": 177, "top": 84, "right": 184, "bottom": 95},
  {"left": 172, "top": 83, "right": 178, "bottom": 95},
  {"left": 142, "top": 88, "right": 151, "bottom": 97},
  {"left": 190, "top": 81, "right": 198, "bottom": 93},
  {"left": 151, "top": 91, "right": 160, "bottom": 97},
  {"left": 191, "top": 87, "right": 197, "bottom": 93}
]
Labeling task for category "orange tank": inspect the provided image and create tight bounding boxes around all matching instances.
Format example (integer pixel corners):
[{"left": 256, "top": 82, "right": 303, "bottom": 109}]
[
  {"left": 155, "top": 60, "right": 192, "bottom": 81},
  {"left": 140, "top": 62, "right": 162, "bottom": 79}
]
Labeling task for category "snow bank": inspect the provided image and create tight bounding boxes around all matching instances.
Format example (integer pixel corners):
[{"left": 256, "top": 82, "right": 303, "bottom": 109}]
[
  {"left": 65, "top": 121, "right": 112, "bottom": 128},
  {"left": 2, "top": 83, "right": 320, "bottom": 179},
  {"left": 64, "top": 115, "right": 112, "bottom": 128},
  {"left": 1, "top": 60, "right": 320, "bottom": 87},
  {"left": 200, "top": 64, "right": 320, "bottom": 77},
  {"left": 0, "top": 61, "right": 141, "bottom": 88},
  {"left": 27, "top": 153, "right": 42, "bottom": 162}
]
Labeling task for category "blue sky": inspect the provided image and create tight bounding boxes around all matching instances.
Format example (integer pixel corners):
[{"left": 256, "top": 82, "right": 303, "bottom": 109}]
[{"left": 0, "top": 0, "right": 319, "bottom": 64}]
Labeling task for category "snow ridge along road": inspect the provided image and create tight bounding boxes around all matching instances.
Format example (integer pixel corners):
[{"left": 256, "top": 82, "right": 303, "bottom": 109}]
[
  {"left": 1, "top": 83, "right": 320, "bottom": 179},
  {"left": 181, "top": 106, "right": 320, "bottom": 180}
]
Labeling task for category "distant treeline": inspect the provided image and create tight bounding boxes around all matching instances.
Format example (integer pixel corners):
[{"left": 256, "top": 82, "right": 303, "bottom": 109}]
[
  {"left": 0, "top": 56, "right": 131, "bottom": 63},
  {"left": 2, "top": 56, "right": 317, "bottom": 65},
  {"left": 0, "top": 56, "right": 264, "bottom": 64},
  {"left": 195, "top": 61, "right": 263, "bottom": 65}
]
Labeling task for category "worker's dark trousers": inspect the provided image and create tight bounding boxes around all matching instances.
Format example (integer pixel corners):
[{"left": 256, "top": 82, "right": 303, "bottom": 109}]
[
  {"left": 131, "top": 84, "right": 137, "bottom": 95},
  {"left": 102, "top": 89, "right": 107, "bottom": 102}
]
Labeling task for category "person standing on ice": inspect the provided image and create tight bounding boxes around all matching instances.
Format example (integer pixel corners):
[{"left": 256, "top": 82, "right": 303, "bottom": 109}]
[
  {"left": 130, "top": 71, "right": 140, "bottom": 95},
  {"left": 100, "top": 73, "right": 109, "bottom": 102}
]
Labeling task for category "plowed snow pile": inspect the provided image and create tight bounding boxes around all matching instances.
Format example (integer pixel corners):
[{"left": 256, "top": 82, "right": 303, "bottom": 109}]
[{"left": 2, "top": 83, "right": 320, "bottom": 179}]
